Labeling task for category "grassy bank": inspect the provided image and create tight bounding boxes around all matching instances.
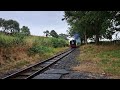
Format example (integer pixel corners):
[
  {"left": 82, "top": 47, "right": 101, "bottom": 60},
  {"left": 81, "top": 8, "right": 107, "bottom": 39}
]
[
  {"left": 0, "top": 33, "right": 69, "bottom": 77},
  {"left": 73, "top": 44, "right": 120, "bottom": 78}
]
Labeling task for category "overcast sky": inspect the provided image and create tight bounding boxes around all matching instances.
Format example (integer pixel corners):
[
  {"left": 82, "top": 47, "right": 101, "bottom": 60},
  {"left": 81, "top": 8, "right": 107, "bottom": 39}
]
[
  {"left": 0, "top": 11, "right": 68, "bottom": 36},
  {"left": 0, "top": 11, "right": 119, "bottom": 40}
]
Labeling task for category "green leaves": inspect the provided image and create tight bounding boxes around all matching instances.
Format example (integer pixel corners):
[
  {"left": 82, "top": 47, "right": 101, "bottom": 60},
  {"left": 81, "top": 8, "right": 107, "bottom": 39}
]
[
  {"left": 63, "top": 11, "right": 120, "bottom": 44},
  {"left": 43, "top": 30, "right": 49, "bottom": 37},
  {"left": 20, "top": 26, "right": 30, "bottom": 36},
  {"left": 50, "top": 30, "right": 59, "bottom": 38},
  {"left": 0, "top": 18, "right": 31, "bottom": 36},
  {"left": 28, "top": 37, "right": 68, "bottom": 55},
  {"left": 0, "top": 33, "right": 25, "bottom": 48},
  {"left": 0, "top": 18, "right": 20, "bottom": 34},
  {"left": 28, "top": 45, "right": 52, "bottom": 55}
]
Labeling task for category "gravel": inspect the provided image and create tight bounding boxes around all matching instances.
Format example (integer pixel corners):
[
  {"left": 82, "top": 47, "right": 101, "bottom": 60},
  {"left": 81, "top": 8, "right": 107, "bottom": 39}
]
[{"left": 49, "top": 48, "right": 110, "bottom": 79}]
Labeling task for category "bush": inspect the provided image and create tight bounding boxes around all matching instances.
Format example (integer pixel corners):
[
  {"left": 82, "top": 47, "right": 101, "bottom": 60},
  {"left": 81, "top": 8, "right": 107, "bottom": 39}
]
[
  {"left": 0, "top": 34, "right": 14, "bottom": 47},
  {"left": 32, "top": 37, "right": 68, "bottom": 48},
  {"left": 28, "top": 37, "right": 69, "bottom": 55},
  {"left": 37, "top": 37, "right": 52, "bottom": 47},
  {"left": 50, "top": 38, "right": 68, "bottom": 48},
  {"left": 28, "top": 45, "right": 52, "bottom": 55},
  {"left": 0, "top": 33, "right": 25, "bottom": 48}
]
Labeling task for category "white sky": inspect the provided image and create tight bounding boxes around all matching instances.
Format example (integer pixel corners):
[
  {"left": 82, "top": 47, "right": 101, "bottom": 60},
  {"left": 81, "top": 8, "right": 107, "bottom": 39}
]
[{"left": 0, "top": 11, "right": 68, "bottom": 36}]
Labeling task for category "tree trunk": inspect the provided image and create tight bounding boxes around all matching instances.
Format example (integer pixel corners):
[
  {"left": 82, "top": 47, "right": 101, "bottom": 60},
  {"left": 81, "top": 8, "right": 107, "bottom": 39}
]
[
  {"left": 95, "top": 34, "right": 99, "bottom": 45},
  {"left": 81, "top": 38, "right": 84, "bottom": 45},
  {"left": 84, "top": 31, "right": 87, "bottom": 44}
]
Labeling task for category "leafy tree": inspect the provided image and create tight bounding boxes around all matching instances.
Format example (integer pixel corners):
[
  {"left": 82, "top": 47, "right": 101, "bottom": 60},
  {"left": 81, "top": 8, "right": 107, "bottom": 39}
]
[
  {"left": 21, "top": 26, "right": 30, "bottom": 36},
  {"left": 0, "top": 18, "right": 6, "bottom": 32},
  {"left": 59, "top": 33, "right": 68, "bottom": 40},
  {"left": 43, "top": 30, "right": 49, "bottom": 37},
  {"left": 6, "top": 19, "right": 20, "bottom": 33},
  {"left": 63, "top": 11, "right": 120, "bottom": 45},
  {"left": 50, "top": 30, "right": 59, "bottom": 38},
  {"left": 0, "top": 18, "right": 20, "bottom": 34}
]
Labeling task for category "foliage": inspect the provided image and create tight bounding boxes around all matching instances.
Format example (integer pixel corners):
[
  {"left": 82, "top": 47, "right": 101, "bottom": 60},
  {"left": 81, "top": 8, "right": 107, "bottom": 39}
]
[
  {"left": 0, "top": 33, "right": 25, "bottom": 48},
  {"left": 28, "top": 45, "right": 52, "bottom": 55},
  {"left": 50, "top": 38, "right": 68, "bottom": 48},
  {"left": 0, "top": 18, "right": 31, "bottom": 36},
  {"left": 28, "top": 36, "right": 68, "bottom": 55},
  {"left": 63, "top": 11, "right": 120, "bottom": 44},
  {"left": 50, "top": 30, "right": 59, "bottom": 38},
  {"left": 43, "top": 30, "right": 49, "bottom": 37},
  {"left": 59, "top": 33, "right": 68, "bottom": 40},
  {"left": 0, "top": 18, "right": 20, "bottom": 34},
  {"left": 20, "top": 26, "right": 30, "bottom": 36}
]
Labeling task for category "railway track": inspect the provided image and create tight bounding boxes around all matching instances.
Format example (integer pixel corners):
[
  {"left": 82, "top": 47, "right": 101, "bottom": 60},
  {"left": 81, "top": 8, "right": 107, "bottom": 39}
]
[{"left": 2, "top": 48, "right": 75, "bottom": 79}]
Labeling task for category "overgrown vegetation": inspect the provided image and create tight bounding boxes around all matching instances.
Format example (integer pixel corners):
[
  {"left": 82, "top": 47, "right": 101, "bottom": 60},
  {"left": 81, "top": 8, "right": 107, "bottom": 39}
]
[
  {"left": 0, "top": 33, "right": 25, "bottom": 47},
  {"left": 28, "top": 37, "right": 68, "bottom": 55},
  {"left": 74, "top": 44, "right": 120, "bottom": 78},
  {"left": 0, "top": 33, "right": 69, "bottom": 77}
]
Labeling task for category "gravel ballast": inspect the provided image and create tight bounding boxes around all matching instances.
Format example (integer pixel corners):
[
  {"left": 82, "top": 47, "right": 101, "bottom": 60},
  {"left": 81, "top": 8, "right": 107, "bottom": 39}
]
[{"left": 48, "top": 48, "right": 110, "bottom": 79}]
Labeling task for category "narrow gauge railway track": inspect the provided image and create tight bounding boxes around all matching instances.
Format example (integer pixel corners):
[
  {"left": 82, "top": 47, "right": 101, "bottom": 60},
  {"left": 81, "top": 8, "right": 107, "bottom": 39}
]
[{"left": 2, "top": 48, "right": 75, "bottom": 79}]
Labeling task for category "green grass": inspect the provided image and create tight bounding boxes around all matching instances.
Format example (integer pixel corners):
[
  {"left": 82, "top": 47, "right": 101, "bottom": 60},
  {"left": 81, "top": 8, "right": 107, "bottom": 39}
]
[
  {"left": 0, "top": 33, "right": 25, "bottom": 47},
  {"left": 78, "top": 44, "right": 120, "bottom": 77},
  {"left": 98, "top": 50, "right": 120, "bottom": 58},
  {"left": 98, "top": 50, "right": 120, "bottom": 75},
  {"left": 27, "top": 36, "right": 68, "bottom": 56},
  {"left": 0, "top": 33, "right": 69, "bottom": 77}
]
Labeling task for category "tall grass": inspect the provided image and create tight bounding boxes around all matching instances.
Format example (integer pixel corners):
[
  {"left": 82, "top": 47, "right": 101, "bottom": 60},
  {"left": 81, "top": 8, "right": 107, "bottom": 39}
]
[
  {"left": 0, "top": 34, "right": 69, "bottom": 77},
  {"left": 0, "top": 33, "right": 25, "bottom": 48},
  {"left": 28, "top": 37, "right": 68, "bottom": 55}
]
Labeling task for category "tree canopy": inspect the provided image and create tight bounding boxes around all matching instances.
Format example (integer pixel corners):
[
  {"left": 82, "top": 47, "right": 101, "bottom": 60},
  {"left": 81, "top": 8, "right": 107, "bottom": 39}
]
[
  {"left": 0, "top": 18, "right": 31, "bottom": 36},
  {"left": 43, "top": 30, "right": 49, "bottom": 37},
  {"left": 59, "top": 33, "right": 68, "bottom": 40},
  {"left": 63, "top": 11, "right": 120, "bottom": 44},
  {"left": 21, "top": 26, "right": 30, "bottom": 36},
  {"left": 50, "top": 30, "right": 59, "bottom": 38},
  {"left": 0, "top": 18, "right": 20, "bottom": 34}
]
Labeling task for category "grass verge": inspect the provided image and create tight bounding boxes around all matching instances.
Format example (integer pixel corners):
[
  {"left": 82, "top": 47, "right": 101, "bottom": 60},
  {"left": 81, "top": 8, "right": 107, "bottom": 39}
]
[{"left": 73, "top": 44, "right": 120, "bottom": 78}]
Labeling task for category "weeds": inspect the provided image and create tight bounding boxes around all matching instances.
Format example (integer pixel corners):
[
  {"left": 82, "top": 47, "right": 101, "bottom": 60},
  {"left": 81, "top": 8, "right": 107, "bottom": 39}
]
[
  {"left": 0, "top": 34, "right": 69, "bottom": 77},
  {"left": 76, "top": 44, "right": 120, "bottom": 77}
]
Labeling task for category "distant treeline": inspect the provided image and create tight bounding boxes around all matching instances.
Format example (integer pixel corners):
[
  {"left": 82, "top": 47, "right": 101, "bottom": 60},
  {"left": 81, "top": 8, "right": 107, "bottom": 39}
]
[{"left": 0, "top": 18, "right": 30, "bottom": 36}]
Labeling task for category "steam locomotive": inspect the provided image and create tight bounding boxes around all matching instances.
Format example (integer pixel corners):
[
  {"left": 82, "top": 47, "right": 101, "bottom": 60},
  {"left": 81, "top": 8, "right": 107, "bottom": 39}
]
[{"left": 70, "top": 40, "right": 77, "bottom": 48}]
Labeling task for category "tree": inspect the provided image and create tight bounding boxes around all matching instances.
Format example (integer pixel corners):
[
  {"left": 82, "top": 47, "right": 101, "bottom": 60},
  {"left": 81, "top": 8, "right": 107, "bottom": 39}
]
[
  {"left": 21, "top": 26, "right": 30, "bottom": 36},
  {"left": 43, "top": 30, "right": 49, "bottom": 37},
  {"left": 0, "top": 18, "right": 20, "bottom": 34},
  {"left": 63, "top": 11, "right": 120, "bottom": 45},
  {"left": 50, "top": 30, "right": 59, "bottom": 38},
  {"left": 0, "top": 18, "right": 7, "bottom": 32},
  {"left": 6, "top": 19, "right": 20, "bottom": 33},
  {"left": 59, "top": 33, "right": 68, "bottom": 40}
]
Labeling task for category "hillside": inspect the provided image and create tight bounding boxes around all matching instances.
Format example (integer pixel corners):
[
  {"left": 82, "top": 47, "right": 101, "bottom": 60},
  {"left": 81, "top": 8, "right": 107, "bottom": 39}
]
[
  {"left": 0, "top": 33, "right": 69, "bottom": 77},
  {"left": 74, "top": 44, "right": 120, "bottom": 78}
]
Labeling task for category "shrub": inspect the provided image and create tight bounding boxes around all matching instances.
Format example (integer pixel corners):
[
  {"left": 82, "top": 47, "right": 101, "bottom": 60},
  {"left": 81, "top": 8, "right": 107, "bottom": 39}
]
[
  {"left": 0, "top": 34, "right": 14, "bottom": 47},
  {"left": 50, "top": 38, "right": 68, "bottom": 48},
  {"left": 28, "top": 45, "right": 52, "bottom": 55},
  {"left": 0, "top": 33, "right": 25, "bottom": 48}
]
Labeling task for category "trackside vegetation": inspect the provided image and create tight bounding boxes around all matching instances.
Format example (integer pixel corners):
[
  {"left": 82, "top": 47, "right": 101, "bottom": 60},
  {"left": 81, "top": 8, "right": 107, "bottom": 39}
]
[{"left": 0, "top": 33, "right": 69, "bottom": 77}]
